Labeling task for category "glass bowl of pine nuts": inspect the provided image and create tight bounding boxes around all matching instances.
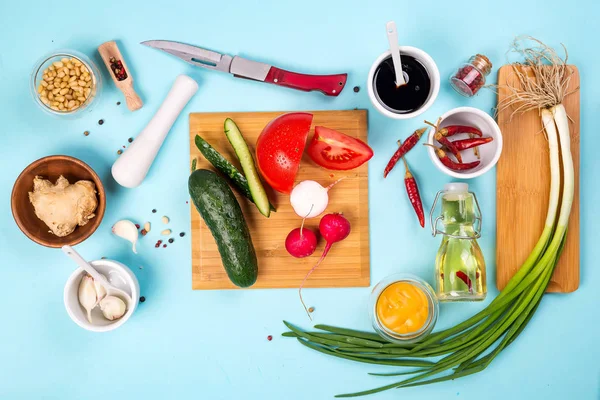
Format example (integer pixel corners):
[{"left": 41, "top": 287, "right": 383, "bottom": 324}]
[{"left": 30, "top": 50, "right": 102, "bottom": 117}]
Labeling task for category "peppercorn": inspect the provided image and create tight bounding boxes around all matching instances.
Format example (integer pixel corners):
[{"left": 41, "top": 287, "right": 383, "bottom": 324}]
[
  {"left": 267, "top": 335, "right": 273, "bottom": 341},
  {"left": 163, "top": 244, "right": 167, "bottom": 248},
  {"left": 139, "top": 296, "right": 146, "bottom": 303},
  {"left": 128, "top": 137, "right": 133, "bottom": 143},
  {"left": 308, "top": 307, "right": 315, "bottom": 313},
  {"left": 135, "top": 223, "right": 140, "bottom": 229},
  {"left": 117, "top": 101, "right": 121, "bottom": 106},
  {"left": 117, "top": 149, "right": 122, "bottom": 155},
  {"left": 168, "top": 238, "right": 174, "bottom": 243},
  {"left": 152, "top": 209, "right": 157, "bottom": 213},
  {"left": 353, "top": 86, "right": 360, "bottom": 93},
  {"left": 141, "top": 229, "right": 147, "bottom": 236},
  {"left": 179, "top": 232, "right": 185, "bottom": 237},
  {"left": 98, "top": 119, "right": 104, "bottom": 125},
  {"left": 83, "top": 131, "right": 90, "bottom": 136}
]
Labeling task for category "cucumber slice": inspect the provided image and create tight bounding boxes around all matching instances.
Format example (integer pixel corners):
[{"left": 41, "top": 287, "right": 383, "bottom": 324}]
[
  {"left": 224, "top": 118, "right": 271, "bottom": 217},
  {"left": 195, "top": 135, "right": 275, "bottom": 211}
]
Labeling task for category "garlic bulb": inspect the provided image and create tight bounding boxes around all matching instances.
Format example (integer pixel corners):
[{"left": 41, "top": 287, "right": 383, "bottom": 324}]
[
  {"left": 99, "top": 296, "right": 127, "bottom": 321},
  {"left": 78, "top": 275, "right": 98, "bottom": 323},
  {"left": 112, "top": 220, "right": 139, "bottom": 254}
]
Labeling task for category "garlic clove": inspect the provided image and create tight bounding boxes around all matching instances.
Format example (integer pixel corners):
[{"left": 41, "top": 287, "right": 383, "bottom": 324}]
[
  {"left": 112, "top": 220, "right": 139, "bottom": 254},
  {"left": 93, "top": 274, "right": 108, "bottom": 305},
  {"left": 99, "top": 296, "right": 127, "bottom": 321},
  {"left": 78, "top": 274, "right": 97, "bottom": 323}
]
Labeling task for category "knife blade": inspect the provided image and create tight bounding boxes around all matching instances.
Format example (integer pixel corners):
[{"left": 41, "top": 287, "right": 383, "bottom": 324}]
[{"left": 141, "top": 40, "right": 347, "bottom": 96}]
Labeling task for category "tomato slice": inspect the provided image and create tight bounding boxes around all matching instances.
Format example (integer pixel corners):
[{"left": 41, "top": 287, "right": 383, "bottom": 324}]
[
  {"left": 256, "top": 113, "right": 313, "bottom": 193},
  {"left": 307, "top": 126, "right": 373, "bottom": 170}
]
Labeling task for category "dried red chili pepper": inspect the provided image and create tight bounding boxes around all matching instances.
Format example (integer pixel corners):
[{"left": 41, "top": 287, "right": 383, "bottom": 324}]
[
  {"left": 456, "top": 270, "right": 473, "bottom": 293},
  {"left": 435, "top": 132, "right": 463, "bottom": 163},
  {"left": 425, "top": 144, "right": 480, "bottom": 171},
  {"left": 425, "top": 120, "right": 483, "bottom": 137},
  {"left": 383, "top": 127, "right": 428, "bottom": 178},
  {"left": 401, "top": 155, "right": 425, "bottom": 228},
  {"left": 451, "top": 136, "right": 493, "bottom": 151}
]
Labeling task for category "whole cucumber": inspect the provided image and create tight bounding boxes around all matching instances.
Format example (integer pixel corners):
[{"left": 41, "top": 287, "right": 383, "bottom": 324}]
[{"left": 189, "top": 169, "right": 258, "bottom": 287}]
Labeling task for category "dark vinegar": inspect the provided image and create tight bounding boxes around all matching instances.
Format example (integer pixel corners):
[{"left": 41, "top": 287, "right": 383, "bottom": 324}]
[{"left": 374, "top": 54, "right": 431, "bottom": 114}]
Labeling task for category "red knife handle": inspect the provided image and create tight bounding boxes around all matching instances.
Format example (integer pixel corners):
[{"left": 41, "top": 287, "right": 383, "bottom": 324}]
[{"left": 263, "top": 67, "right": 347, "bottom": 96}]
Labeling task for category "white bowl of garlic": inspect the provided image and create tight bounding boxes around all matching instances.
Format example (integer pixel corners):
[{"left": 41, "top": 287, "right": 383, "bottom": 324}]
[{"left": 64, "top": 259, "right": 139, "bottom": 332}]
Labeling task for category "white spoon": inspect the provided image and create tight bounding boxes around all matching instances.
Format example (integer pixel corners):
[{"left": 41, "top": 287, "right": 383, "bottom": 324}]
[
  {"left": 386, "top": 21, "right": 406, "bottom": 87},
  {"left": 61, "top": 245, "right": 133, "bottom": 308}
]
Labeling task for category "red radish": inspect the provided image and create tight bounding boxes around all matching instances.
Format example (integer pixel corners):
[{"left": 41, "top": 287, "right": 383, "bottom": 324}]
[
  {"left": 299, "top": 212, "right": 351, "bottom": 319},
  {"left": 285, "top": 224, "right": 318, "bottom": 258},
  {"left": 290, "top": 177, "right": 346, "bottom": 219}
]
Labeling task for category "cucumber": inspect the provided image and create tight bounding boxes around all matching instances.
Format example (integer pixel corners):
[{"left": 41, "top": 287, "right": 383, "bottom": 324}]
[
  {"left": 189, "top": 169, "right": 258, "bottom": 288},
  {"left": 195, "top": 135, "right": 275, "bottom": 212},
  {"left": 223, "top": 118, "right": 271, "bottom": 217}
]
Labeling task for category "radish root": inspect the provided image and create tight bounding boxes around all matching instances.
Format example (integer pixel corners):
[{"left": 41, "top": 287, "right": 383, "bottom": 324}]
[{"left": 299, "top": 243, "right": 332, "bottom": 320}]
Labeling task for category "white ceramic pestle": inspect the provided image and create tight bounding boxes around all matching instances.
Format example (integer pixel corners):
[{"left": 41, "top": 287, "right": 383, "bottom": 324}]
[{"left": 111, "top": 74, "right": 198, "bottom": 188}]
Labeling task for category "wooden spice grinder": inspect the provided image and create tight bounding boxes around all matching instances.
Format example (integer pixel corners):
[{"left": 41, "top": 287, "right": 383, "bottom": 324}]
[{"left": 98, "top": 41, "right": 143, "bottom": 111}]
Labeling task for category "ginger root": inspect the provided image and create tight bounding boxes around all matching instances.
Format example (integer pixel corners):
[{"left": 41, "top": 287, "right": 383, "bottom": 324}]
[{"left": 28, "top": 175, "right": 98, "bottom": 237}]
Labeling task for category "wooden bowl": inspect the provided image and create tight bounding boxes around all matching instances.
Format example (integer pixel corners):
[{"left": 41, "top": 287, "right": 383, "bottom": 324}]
[{"left": 11, "top": 155, "right": 106, "bottom": 247}]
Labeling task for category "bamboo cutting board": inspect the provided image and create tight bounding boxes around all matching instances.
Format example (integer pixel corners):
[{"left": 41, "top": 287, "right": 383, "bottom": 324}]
[
  {"left": 496, "top": 66, "right": 580, "bottom": 293},
  {"left": 189, "top": 110, "right": 370, "bottom": 290}
]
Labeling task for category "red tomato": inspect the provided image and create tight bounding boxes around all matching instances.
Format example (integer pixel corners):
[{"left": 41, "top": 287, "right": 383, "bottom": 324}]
[
  {"left": 256, "top": 112, "right": 313, "bottom": 193},
  {"left": 307, "top": 126, "right": 373, "bottom": 170}
]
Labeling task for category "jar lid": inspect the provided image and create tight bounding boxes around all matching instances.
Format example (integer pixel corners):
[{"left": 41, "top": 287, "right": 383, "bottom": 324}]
[{"left": 470, "top": 54, "right": 492, "bottom": 75}]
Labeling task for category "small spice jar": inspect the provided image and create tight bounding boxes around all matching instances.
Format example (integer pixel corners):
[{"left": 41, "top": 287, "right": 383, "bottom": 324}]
[{"left": 449, "top": 54, "right": 492, "bottom": 97}]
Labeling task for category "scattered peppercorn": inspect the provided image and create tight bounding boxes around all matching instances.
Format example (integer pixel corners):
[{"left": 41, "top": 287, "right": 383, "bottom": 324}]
[
  {"left": 83, "top": 131, "right": 90, "bottom": 136},
  {"left": 168, "top": 238, "right": 174, "bottom": 243},
  {"left": 267, "top": 335, "right": 273, "bottom": 341},
  {"left": 308, "top": 307, "right": 315, "bottom": 313},
  {"left": 163, "top": 244, "right": 167, "bottom": 248},
  {"left": 117, "top": 101, "right": 121, "bottom": 106},
  {"left": 122, "top": 145, "right": 126, "bottom": 149},
  {"left": 179, "top": 232, "right": 185, "bottom": 237},
  {"left": 128, "top": 137, "right": 133, "bottom": 143},
  {"left": 152, "top": 209, "right": 157, "bottom": 213},
  {"left": 98, "top": 119, "right": 104, "bottom": 125},
  {"left": 135, "top": 223, "right": 140, "bottom": 229},
  {"left": 117, "top": 149, "right": 123, "bottom": 155},
  {"left": 155, "top": 243, "right": 160, "bottom": 248},
  {"left": 353, "top": 86, "right": 360, "bottom": 93},
  {"left": 139, "top": 296, "right": 146, "bottom": 303},
  {"left": 141, "top": 229, "right": 147, "bottom": 236}
]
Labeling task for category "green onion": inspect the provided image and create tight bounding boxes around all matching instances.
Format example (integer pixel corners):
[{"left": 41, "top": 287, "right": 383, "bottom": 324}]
[{"left": 283, "top": 37, "right": 577, "bottom": 397}]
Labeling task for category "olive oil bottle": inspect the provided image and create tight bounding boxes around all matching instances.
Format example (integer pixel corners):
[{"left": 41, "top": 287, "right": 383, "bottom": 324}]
[{"left": 431, "top": 183, "right": 486, "bottom": 301}]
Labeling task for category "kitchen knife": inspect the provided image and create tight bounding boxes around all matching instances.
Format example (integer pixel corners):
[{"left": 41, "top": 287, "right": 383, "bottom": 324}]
[{"left": 141, "top": 40, "right": 347, "bottom": 96}]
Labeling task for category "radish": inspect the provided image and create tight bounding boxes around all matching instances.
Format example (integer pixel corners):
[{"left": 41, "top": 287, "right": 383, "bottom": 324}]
[
  {"left": 299, "top": 212, "right": 351, "bottom": 319},
  {"left": 290, "top": 177, "right": 345, "bottom": 219},
  {"left": 285, "top": 221, "right": 318, "bottom": 258}
]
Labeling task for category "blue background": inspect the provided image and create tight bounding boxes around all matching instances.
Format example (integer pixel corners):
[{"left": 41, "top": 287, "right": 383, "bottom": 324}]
[{"left": 1, "top": 0, "right": 598, "bottom": 398}]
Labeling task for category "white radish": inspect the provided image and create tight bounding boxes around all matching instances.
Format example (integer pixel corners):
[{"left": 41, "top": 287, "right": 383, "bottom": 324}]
[{"left": 290, "top": 178, "right": 345, "bottom": 218}]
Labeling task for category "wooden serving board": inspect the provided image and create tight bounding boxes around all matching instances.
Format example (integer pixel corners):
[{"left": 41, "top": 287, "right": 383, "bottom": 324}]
[
  {"left": 496, "top": 65, "right": 580, "bottom": 292},
  {"left": 189, "top": 110, "right": 370, "bottom": 290}
]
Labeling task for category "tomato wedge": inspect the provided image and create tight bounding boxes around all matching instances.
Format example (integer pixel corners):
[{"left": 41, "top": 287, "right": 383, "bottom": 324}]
[
  {"left": 307, "top": 126, "right": 373, "bottom": 170},
  {"left": 256, "top": 113, "right": 313, "bottom": 194}
]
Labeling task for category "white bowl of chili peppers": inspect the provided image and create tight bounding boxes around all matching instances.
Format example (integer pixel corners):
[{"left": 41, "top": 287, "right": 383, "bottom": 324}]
[{"left": 426, "top": 107, "right": 503, "bottom": 179}]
